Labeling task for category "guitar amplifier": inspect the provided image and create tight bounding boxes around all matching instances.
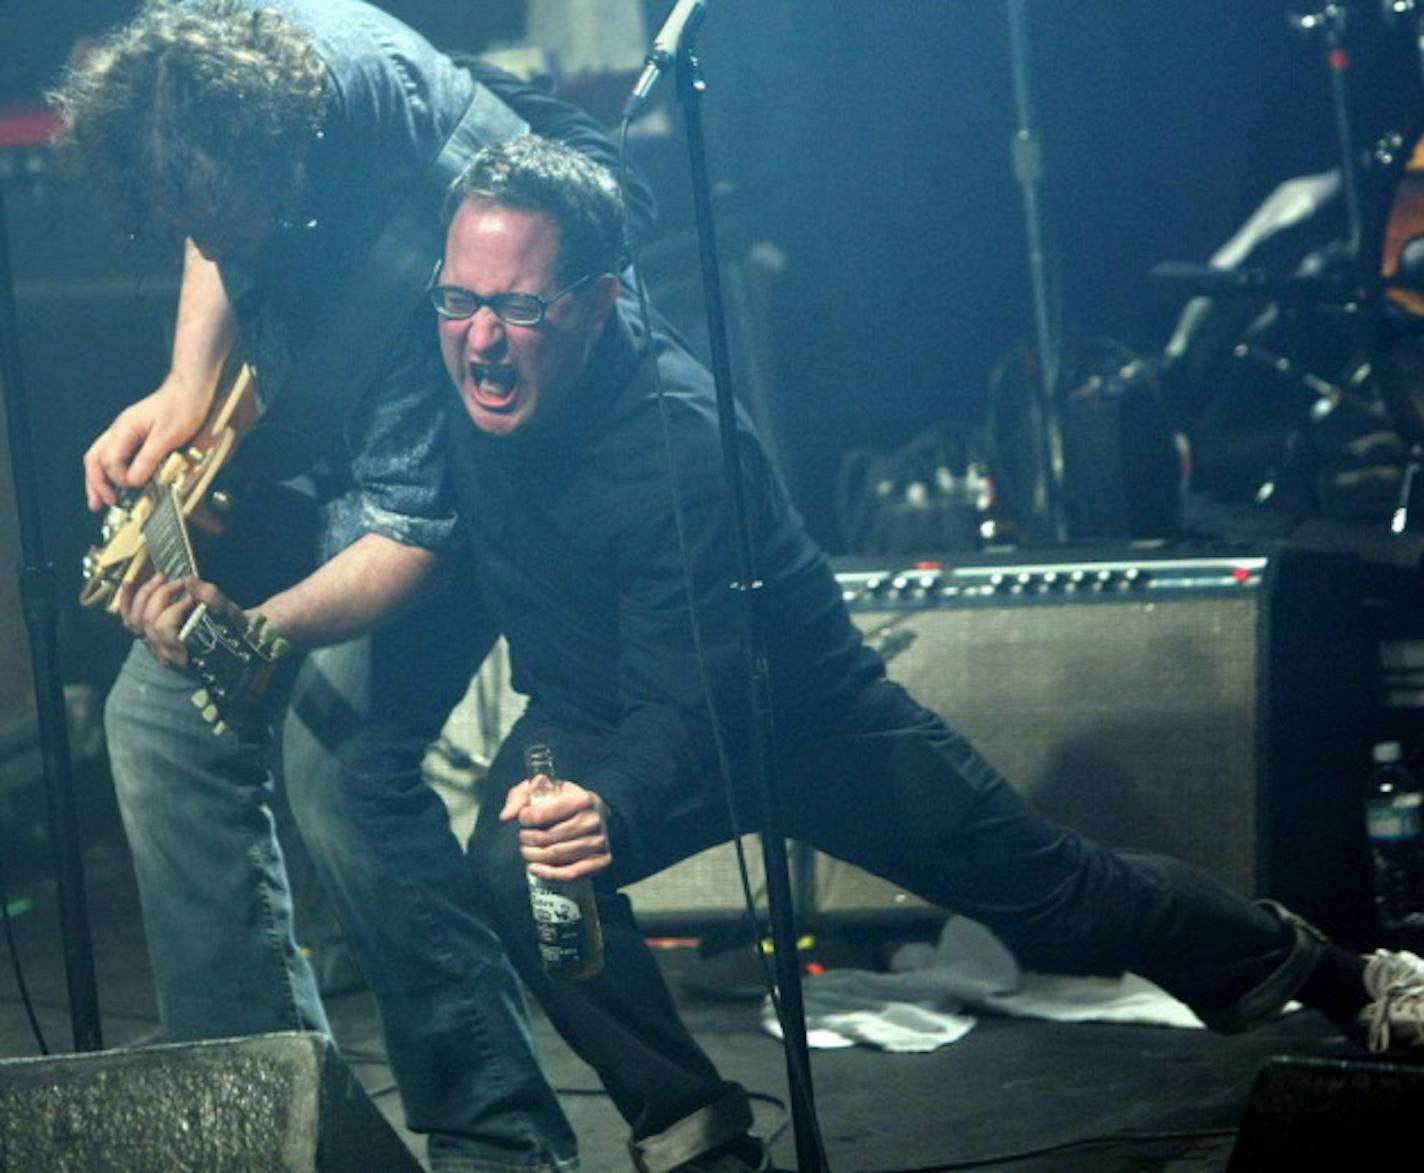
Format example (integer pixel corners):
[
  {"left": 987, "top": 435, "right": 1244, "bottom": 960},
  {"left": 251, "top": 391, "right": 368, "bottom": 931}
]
[{"left": 620, "top": 545, "right": 1409, "bottom": 942}]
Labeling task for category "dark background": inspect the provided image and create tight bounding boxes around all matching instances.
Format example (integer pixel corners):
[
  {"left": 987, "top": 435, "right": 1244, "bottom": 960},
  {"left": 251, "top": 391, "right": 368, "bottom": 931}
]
[{"left": 3, "top": 0, "right": 1421, "bottom": 565}]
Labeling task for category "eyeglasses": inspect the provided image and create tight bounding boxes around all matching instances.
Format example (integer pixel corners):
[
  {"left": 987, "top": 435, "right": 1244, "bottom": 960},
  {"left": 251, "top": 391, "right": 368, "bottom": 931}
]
[{"left": 427, "top": 260, "right": 596, "bottom": 327}]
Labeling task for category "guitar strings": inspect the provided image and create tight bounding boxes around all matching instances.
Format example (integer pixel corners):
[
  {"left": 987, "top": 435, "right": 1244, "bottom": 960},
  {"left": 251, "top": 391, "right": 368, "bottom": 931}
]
[{"left": 141, "top": 485, "right": 200, "bottom": 581}]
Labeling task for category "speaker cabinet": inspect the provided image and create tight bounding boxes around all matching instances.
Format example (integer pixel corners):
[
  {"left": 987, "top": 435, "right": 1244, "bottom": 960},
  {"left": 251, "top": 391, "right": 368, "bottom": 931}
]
[
  {"left": 623, "top": 546, "right": 1409, "bottom": 941},
  {"left": 1227, "top": 1056, "right": 1424, "bottom": 1168},
  {"left": 0, "top": 1032, "right": 419, "bottom": 1171}
]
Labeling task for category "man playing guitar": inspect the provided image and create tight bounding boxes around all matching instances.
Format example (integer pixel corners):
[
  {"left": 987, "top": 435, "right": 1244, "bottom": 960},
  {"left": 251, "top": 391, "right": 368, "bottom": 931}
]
[{"left": 53, "top": 2, "right": 651, "bottom": 1168}]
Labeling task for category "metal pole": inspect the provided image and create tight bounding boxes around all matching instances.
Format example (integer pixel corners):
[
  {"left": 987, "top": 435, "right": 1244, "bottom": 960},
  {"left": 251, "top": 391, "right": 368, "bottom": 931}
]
[
  {"left": 0, "top": 169, "right": 103, "bottom": 1052},
  {"left": 675, "top": 46, "right": 827, "bottom": 1173},
  {"left": 1007, "top": 0, "right": 1069, "bottom": 543}
]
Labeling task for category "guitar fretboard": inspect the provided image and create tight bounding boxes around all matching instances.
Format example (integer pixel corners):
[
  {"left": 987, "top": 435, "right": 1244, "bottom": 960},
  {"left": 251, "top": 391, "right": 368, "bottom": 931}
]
[{"left": 142, "top": 485, "right": 200, "bottom": 581}]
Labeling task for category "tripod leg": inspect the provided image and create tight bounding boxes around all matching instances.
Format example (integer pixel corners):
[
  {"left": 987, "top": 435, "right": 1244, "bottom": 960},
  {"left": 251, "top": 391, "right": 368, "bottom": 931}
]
[{"left": 1391, "top": 450, "right": 1423, "bottom": 534}]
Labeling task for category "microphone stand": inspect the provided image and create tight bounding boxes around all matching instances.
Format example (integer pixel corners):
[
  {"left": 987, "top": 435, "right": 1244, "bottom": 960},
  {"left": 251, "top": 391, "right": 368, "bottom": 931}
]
[
  {"left": 673, "top": 43, "right": 826, "bottom": 1173},
  {"left": 1006, "top": 0, "right": 1068, "bottom": 543},
  {"left": 1290, "top": 4, "right": 1365, "bottom": 257},
  {"left": 0, "top": 172, "right": 103, "bottom": 1051},
  {"left": 1291, "top": 4, "right": 1424, "bottom": 529}
]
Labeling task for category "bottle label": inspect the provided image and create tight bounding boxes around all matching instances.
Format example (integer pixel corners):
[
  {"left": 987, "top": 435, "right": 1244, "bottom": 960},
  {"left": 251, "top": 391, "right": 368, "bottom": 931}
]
[
  {"left": 1367, "top": 801, "right": 1422, "bottom": 841},
  {"left": 529, "top": 876, "right": 582, "bottom": 924},
  {"left": 528, "top": 873, "right": 584, "bottom": 966}
]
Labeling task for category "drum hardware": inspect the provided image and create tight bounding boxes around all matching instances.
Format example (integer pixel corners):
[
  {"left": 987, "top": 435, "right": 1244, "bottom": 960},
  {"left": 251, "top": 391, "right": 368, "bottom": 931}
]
[
  {"left": 1154, "top": 4, "right": 1424, "bottom": 535},
  {"left": 1383, "top": 0, "right": 1424, "bottom": 89},
  {"left": 1231, "top": 343, "right": 1374, "bottom": 420},
  {"left": 1151, "top": 259, "right": 1370, "bottom": 304},
  {"left": 1149, "top": 259, "right": 1424, "bottom": 323},
  {"left": 1151, "top": 250, "right": 1424, "bottom": 527},
  {"left": 1292, "top": 5, "right": 1368, "bottom": 255}
]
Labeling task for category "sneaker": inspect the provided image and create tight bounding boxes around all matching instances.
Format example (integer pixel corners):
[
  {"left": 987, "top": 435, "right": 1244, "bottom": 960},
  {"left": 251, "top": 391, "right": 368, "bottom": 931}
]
[{"left": 1357, "top": 949, "right": 1424, "bottom": 1053}]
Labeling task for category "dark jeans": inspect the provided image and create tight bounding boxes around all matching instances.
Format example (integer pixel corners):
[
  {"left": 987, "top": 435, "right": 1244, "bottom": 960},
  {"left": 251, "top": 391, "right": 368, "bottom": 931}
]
[{"left": 466, "top": 676, "right": 1303, "bottom": 1169}]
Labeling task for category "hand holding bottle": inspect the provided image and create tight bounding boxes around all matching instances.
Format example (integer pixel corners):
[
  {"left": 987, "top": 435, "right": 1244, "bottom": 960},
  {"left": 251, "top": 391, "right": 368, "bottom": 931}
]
[
  {"left": 501, "top": 763, "right": 614, "bottom": 882},
  {"left": 503, "top": 746, "right": 606, "bottom": 980}
]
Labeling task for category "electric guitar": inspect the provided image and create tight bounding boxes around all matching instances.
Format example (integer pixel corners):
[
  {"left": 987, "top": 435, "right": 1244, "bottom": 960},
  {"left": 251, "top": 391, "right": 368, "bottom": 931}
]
[{"left": 78, "top": 366, "right": 291, "bottom": 734}]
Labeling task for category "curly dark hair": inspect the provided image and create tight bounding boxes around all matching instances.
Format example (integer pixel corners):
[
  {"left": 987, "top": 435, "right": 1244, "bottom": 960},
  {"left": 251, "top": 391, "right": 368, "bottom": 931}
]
[
  {"left": 48, "top": 0, "right": 327, "bottom": 244},
  {"left": 444, "top": 135, "right": 629, "bottom": 283}
]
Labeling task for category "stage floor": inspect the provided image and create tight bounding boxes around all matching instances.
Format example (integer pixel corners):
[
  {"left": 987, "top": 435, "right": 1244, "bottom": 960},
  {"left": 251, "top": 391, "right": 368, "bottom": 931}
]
[{"left": 0, "top": 808, "right": 1365, "bottom": 1172}]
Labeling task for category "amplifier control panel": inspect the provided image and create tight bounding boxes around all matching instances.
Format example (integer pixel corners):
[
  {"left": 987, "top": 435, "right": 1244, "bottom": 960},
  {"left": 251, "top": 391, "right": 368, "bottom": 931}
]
[{"left": 836, "top": 554, "right": 1268, "bottom": 609}]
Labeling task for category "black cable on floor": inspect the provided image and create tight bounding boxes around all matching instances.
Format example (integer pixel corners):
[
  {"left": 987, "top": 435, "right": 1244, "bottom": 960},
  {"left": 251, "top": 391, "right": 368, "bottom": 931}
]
[
  {"left": 553, "top": 1085, "right": 791, "bottom": 1151},
  {"left": 877, "top": 1126, "right": 1240, "bottom": 1172},
  {"left": 0, "top": 847, "right": 49, "bottom": 1055}
]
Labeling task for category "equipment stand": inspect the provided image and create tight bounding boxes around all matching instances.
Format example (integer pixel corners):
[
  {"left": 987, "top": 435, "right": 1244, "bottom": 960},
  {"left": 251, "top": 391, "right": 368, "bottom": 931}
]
[
  {"left": 673, "top": 43, "right": 827, "bottom": 1173},
  {"left": 0, "top": 162, "right": 103, "bottom": 1052},
  {"left": 1006, "top": 0, "right": 1069, "bottom": 543}
]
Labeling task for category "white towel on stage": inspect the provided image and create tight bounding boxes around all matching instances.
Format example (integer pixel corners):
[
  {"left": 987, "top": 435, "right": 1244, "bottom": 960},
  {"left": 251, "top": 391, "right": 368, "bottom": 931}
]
[{"left": 761, "top": 915, "right": 1209, "bottom": 1053}]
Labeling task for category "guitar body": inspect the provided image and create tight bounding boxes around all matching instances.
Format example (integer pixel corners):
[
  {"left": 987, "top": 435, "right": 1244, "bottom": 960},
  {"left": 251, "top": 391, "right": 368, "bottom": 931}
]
[
  {"left": 79, "top": 365, "right": 260, "bottom": 613},
  {"left": 78, "top": 367, "right": 289, "bottom": 734}
]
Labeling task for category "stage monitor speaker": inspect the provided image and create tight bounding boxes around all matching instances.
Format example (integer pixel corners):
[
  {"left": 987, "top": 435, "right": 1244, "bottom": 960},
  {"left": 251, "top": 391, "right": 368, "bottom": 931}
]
[
  {"left": 1226, "top": 1055, "right": 1424, "bottom": 1168},
  {"left": 0, "top": 1031, "right": 419, "bottom": 1172},
  {"left": 623, "top": 546, "right": 1408, "bottom": 941}
]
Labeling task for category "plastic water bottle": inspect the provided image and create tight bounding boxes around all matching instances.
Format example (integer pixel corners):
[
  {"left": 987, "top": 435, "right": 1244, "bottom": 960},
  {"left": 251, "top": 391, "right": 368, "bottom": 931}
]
[
  {"left": 1364, "top": 741, "right": 1424, "bottom": 932},
  {"left": 523, "top": 745, "right": 604, "bottom": 980}
]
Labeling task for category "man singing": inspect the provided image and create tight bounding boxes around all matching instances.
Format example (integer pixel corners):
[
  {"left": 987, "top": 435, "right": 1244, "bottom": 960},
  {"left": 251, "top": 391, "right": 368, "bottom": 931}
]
[{"left": 139, "top": 135, "right": 1424, "bottom": 1173}]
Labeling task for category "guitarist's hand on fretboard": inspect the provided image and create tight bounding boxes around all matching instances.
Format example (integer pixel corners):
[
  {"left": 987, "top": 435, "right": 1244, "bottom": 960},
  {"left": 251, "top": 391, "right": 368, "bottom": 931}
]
[
  {"left": 117, "top": 568, "right": 293, "bottom": 736},
  {"left": 116, "top": 572, "right": 233, "bottom": 671}
]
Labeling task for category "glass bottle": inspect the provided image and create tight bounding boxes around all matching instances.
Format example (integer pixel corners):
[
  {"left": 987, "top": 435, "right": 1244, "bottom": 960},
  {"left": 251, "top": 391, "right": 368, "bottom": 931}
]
[
  {"left": 523, "top": 744, "right": 605, "bottom": 980},
  {"left": 1364, "top": 740, "right": 1424, "bottom": 933}
]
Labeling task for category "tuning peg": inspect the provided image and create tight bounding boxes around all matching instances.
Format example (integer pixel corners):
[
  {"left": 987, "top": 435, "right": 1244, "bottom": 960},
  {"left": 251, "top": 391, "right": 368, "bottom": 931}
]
[
  {"left": 202, "top": 703, "right": 220, "bottom": 724},
  {"left": 211, "top": 719, "right": 229, "bottom": 737},
  {"left": 247, "top": 611, "right": 291, "bottom": 659},
  {"left": 191, "top": 689, "right": 210, "bottom": 709}
]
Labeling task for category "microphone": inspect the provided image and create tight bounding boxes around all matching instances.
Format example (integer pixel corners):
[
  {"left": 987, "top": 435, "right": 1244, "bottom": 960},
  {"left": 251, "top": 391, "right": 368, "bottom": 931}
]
[{"left": 622, "top": 0, "right": 710, "bottom": 121}]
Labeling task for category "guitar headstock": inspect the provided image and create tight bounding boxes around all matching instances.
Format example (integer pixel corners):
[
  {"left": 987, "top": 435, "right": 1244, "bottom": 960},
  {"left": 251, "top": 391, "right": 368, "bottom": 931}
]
[{"left": 183, "top": 606, "right": 293, "bottom": 735}]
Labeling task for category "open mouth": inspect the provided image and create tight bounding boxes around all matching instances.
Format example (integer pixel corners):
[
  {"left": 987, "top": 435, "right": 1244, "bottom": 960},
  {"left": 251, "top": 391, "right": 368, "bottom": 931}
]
[{"left": 469, "top": 363, "right": 518, "bottom": 411}]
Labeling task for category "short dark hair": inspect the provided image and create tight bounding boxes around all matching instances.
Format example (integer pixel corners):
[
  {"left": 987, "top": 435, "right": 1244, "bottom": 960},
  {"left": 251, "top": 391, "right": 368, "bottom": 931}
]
[
  {"left": 48, "top": 0, "right": 327, "bottom": 243},
  {"left": 444, "top": 135, "right": 628, "bottom": 282}
]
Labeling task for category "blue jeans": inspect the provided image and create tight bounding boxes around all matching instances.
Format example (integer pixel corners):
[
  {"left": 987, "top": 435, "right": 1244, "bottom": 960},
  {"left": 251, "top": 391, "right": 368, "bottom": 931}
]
[{"left": 106, "top": 585, "right": 578, "bottom": 1172}]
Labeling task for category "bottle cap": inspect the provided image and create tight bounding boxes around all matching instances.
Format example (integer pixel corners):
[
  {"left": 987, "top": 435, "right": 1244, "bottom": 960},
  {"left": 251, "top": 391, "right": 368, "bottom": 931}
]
[{"left": 1373, "top": 741, "right": 1404, "bottom": 764}]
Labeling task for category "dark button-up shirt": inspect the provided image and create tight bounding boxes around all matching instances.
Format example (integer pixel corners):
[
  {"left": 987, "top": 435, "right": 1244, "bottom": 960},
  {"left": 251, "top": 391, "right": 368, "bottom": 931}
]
[{"left": 446, "top": 313, "right": 883, "bottom": 878}]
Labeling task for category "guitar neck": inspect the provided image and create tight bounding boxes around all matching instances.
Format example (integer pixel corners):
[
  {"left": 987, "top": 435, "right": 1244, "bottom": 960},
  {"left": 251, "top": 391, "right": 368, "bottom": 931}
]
[{"left": 142, "top": 484, "right": 201, "bottom": 581}]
